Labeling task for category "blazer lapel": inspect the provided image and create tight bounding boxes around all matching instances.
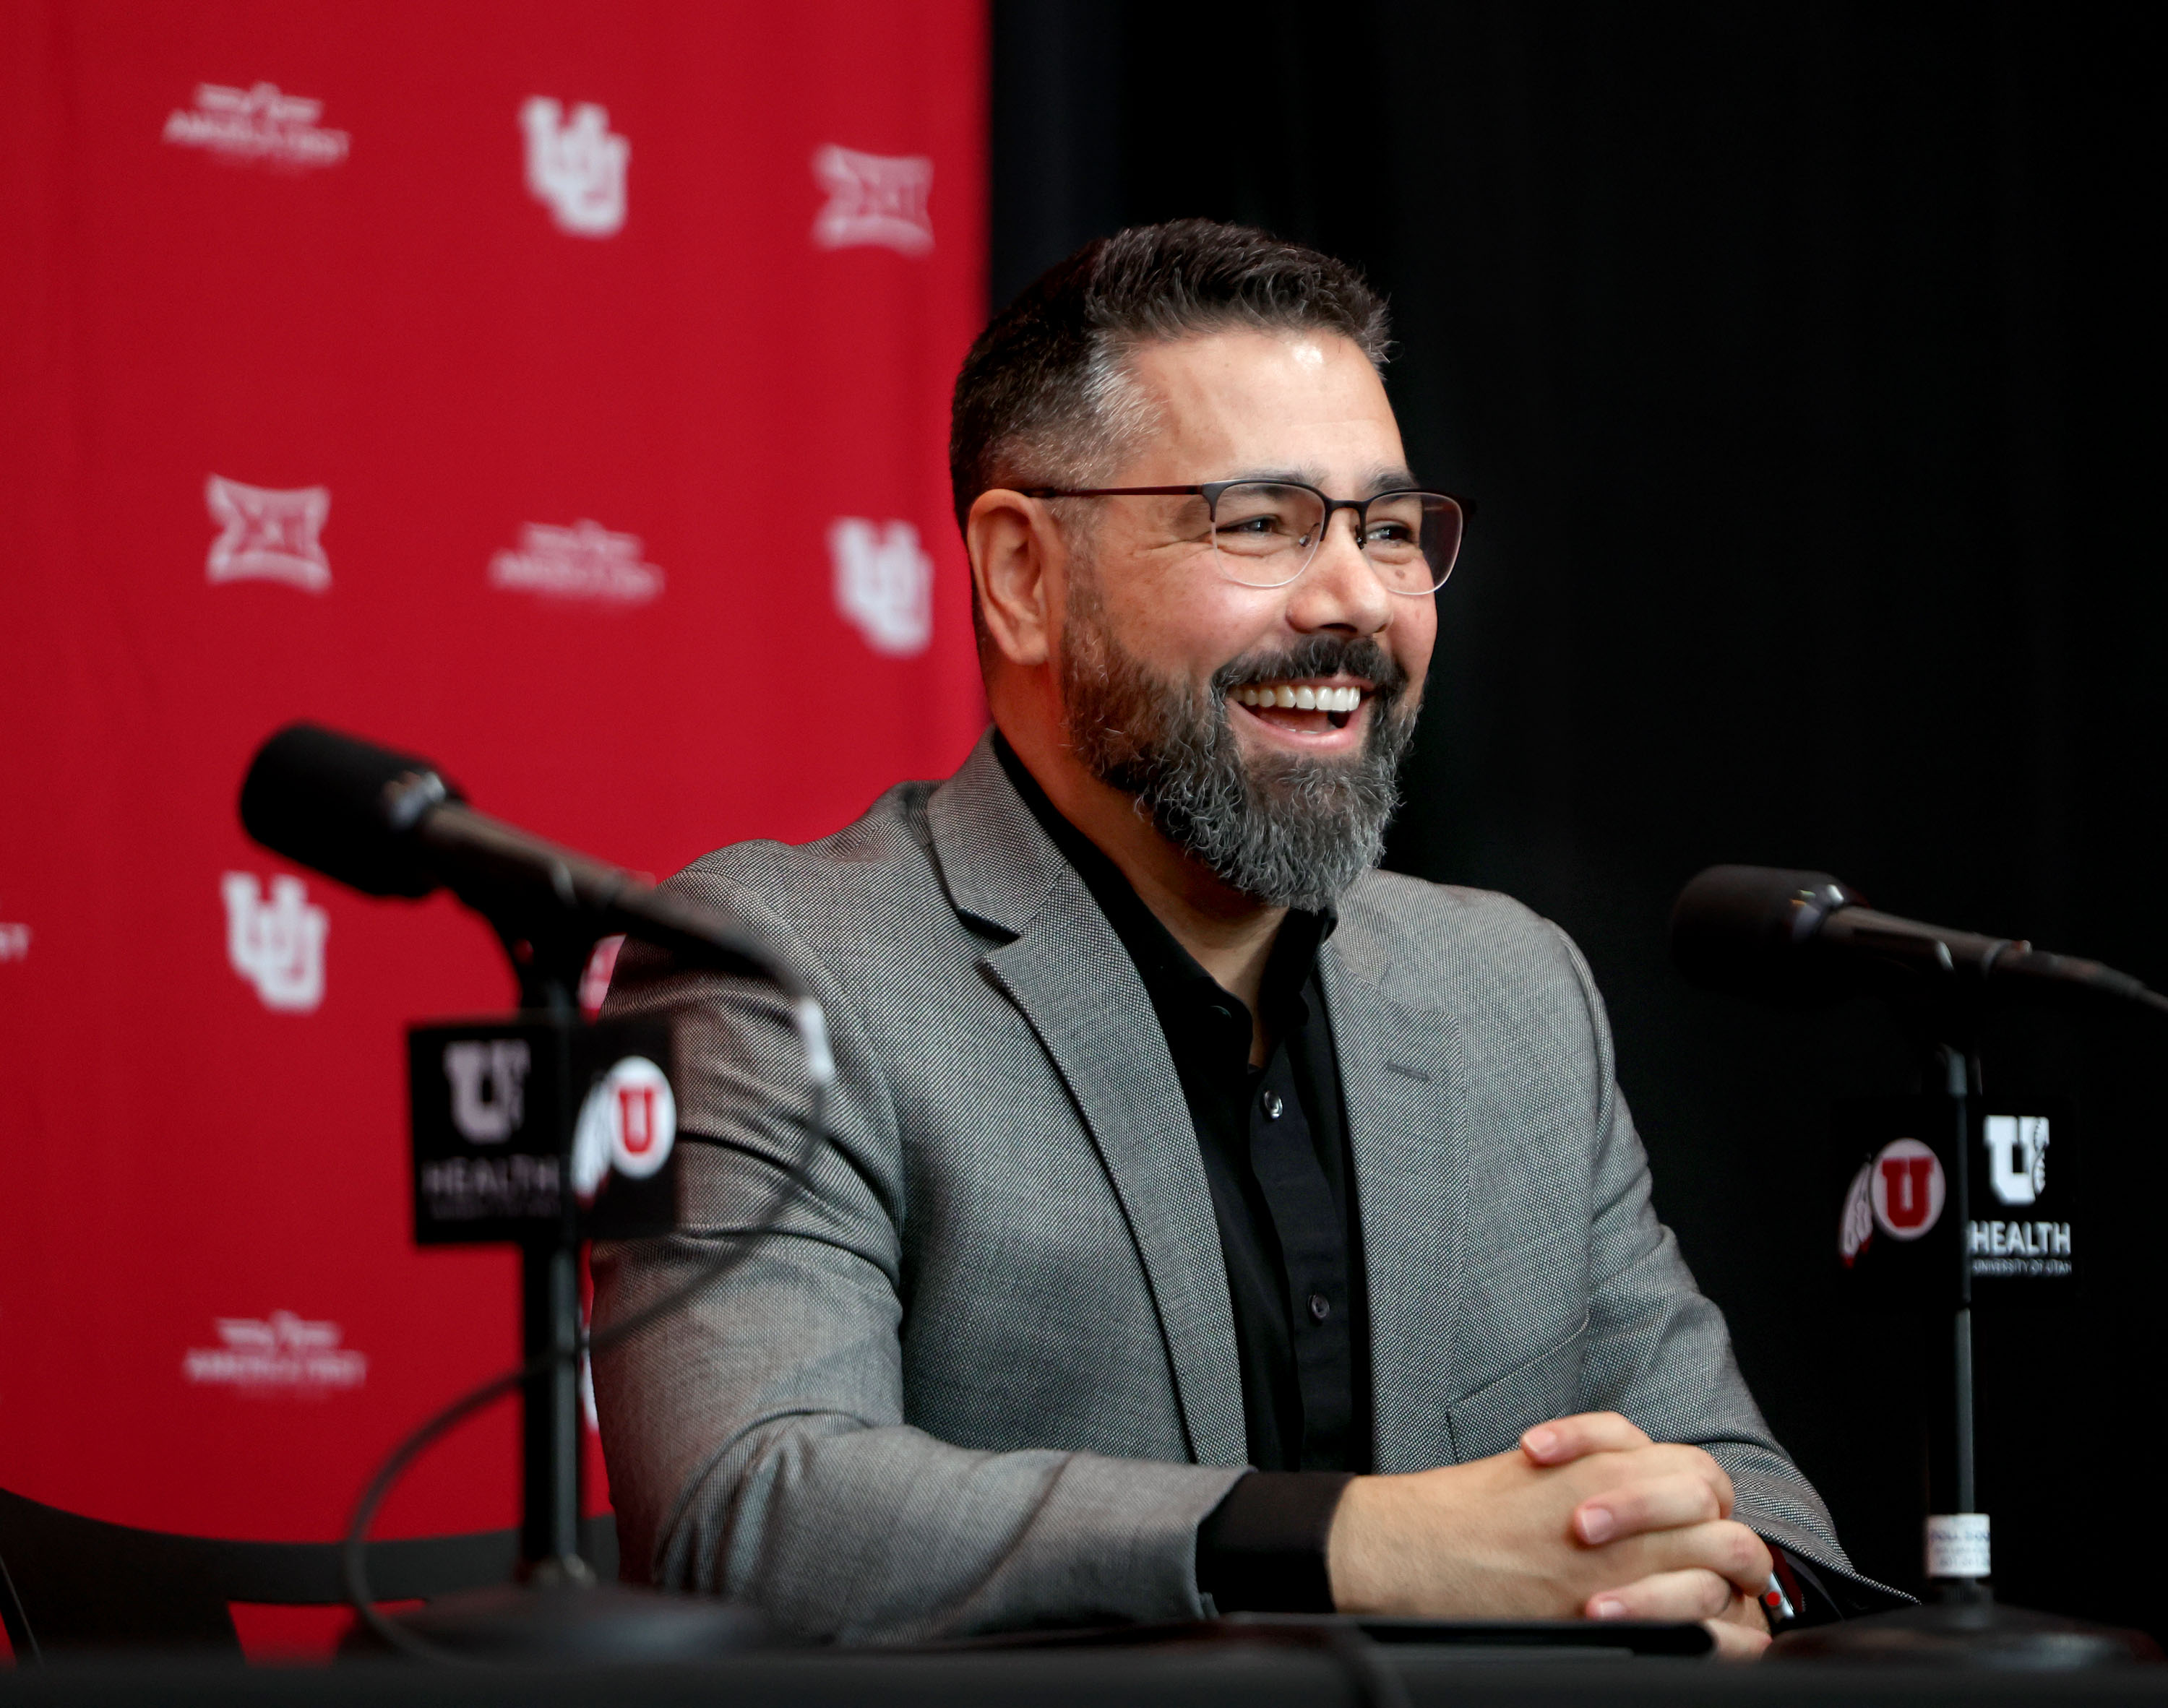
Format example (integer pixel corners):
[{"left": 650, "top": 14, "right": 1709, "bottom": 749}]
[
  {"left": 928, "top": 736, "right": 1248, "bottom": 1468},
  {"left": 1319, "top": 941, "right": 1472, "bottom": 1474}
]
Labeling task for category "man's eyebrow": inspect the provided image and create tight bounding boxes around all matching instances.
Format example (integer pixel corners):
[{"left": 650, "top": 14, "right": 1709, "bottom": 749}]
[
  {"left": 1220, "top": 466, "right": 1426, "bottom": 496},
  {"left": 1224, "top": 467, "right": 1331, "bottom": 488},
  {"left": 1362, "top": 465, "right": 1422, "bottom": 496}
]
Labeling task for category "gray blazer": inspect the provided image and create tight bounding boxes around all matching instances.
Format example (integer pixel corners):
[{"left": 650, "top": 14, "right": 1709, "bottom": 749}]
[{"left": 593, "top": 732, "right": 1859, "bottom": 1643}]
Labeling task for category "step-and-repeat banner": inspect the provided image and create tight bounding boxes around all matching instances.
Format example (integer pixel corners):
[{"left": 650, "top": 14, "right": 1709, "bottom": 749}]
[{"left": 0, "top": 0, "right": 986, "bottom": 1638}]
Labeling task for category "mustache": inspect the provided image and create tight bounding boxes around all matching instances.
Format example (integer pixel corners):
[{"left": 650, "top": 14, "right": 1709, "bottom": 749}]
[{"left": 1210, "top": 635, "right": 1411, "bottom": 703}]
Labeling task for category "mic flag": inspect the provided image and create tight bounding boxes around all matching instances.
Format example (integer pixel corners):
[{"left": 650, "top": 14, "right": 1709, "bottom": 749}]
[
  {"left": 1832, "top": 1095, "right": 2079, "bottom": 1306},
  {"left": 409, "top": 1016, "right": 679, "bottom": 1244}
]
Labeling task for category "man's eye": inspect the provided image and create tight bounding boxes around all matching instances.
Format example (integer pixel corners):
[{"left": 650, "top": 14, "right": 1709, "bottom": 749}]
[{"left": 1364, "top": 522, "right": 1424, "bottom": 560}]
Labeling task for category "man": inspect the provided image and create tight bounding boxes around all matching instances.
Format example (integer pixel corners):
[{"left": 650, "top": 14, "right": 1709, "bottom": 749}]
[{"left": 593, "top": 221, "right": 1890, "bottom": 1655}]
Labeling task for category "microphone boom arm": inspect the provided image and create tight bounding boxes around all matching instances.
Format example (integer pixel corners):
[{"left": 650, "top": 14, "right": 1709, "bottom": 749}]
[{"left": 1671, "top": 864, "right": 2168, "bottom": 1019}]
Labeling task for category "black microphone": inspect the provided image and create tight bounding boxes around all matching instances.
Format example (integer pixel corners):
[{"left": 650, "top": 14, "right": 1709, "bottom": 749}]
[
  {"left": 238, "top": 722, "right": 801, "bottom": 999},
  {"left": 1670, "top": 864, "right": 2168, "bottom": 1015}
]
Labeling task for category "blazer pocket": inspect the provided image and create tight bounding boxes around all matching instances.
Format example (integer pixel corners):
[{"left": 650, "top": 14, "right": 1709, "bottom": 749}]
[{"left": 1442, "top": 1314, "right": 1590, "bottom": 1463}]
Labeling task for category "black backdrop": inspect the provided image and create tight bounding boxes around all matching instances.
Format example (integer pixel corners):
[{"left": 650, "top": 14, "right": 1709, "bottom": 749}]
[{"left": 991, "top": 3, "right": 2166, "bottom": 1637}]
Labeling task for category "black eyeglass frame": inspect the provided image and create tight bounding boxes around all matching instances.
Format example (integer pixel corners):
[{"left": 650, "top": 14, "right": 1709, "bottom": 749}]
[{"left": 1017, "top": 480, "right": 1475, "bottom": 595}]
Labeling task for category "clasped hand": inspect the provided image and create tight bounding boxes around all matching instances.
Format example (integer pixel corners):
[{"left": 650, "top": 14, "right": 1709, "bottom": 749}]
[{"left": 1326, "top": 1412, "right": 1773, "bottom": 1659}]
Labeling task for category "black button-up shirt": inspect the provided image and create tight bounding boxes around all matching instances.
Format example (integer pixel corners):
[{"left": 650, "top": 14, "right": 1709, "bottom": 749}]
[
  {"left": 1137, "top": 905, "right": 1371, "bottom": 1475},
  {"left": 995, "top": 736, "right": 1360, "bottom": 1608}
]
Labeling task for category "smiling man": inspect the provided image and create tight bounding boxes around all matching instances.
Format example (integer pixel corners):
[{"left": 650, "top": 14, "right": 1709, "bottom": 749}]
[{"left": 593, "top": 221, "right": 1890, "bottom": 1655}]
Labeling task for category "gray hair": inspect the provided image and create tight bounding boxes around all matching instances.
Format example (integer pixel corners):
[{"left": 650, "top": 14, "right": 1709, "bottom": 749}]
[{"left": 948, "top": 220, "right": 1392, "bottom": 530}]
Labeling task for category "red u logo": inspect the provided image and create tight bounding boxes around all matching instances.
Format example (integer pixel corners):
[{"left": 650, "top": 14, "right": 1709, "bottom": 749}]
[
  {"left": 1879, "top": 1156, "right": 1935, "bottom": 1228},
  {"left": 618, "top": 1085, "right": 655, "bottom": 1154}
]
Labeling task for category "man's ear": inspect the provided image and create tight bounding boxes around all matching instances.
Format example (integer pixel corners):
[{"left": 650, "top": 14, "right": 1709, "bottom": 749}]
[{"left": 967, "top": 488, "right": 1059, "bottom": 669}]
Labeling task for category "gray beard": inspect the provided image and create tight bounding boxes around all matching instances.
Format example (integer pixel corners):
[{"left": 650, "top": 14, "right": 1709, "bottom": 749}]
[{"left": 1059, "top": 592, "right": 1419, "bottom": 913}]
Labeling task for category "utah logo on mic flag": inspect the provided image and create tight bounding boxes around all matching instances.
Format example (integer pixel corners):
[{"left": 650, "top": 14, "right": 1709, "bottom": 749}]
[{"left": 1833, "top": 1095, "right": 2079, "bottom": 1307}]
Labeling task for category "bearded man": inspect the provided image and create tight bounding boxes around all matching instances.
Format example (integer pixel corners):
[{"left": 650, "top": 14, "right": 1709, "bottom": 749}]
[{"left": 593, "top": 221, "right": 1892, "bottom": 1655}]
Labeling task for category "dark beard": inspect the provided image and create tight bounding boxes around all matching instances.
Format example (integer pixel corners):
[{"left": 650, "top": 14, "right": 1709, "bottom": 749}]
[{"left": 1059, "top": 589, "right": 1420, "bottom": 913}]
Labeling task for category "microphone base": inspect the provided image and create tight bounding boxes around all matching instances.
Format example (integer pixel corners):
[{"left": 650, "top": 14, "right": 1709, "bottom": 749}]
[
  {"left": 1770, "top": 1586, "right": 2160, "bottom": 1668},
  {"left": 343, "top": 1580, "right": 770, "bottom": 1662}
]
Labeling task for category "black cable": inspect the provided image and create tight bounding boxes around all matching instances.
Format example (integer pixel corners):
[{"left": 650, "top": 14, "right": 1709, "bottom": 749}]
[
  {"left": 340, "top": 1061, "right": 830, "bottom": 1663},
  {"left": 0, "top": 1545, "right": 40, "bottom": 1665}
]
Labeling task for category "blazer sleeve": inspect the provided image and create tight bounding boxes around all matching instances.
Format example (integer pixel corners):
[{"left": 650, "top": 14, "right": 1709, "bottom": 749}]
[
  {"left": 1544, "top": 921, "right": 1905, "bottom": 1612},
  {"left": 588, "top": 882, "right": 1246, "bottom": 1645}
]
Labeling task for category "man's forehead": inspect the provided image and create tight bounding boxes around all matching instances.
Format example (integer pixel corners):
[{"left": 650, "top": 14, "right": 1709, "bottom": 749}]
[
  {"left": 1122, "top": 328, "right": 1409, "bottom": 480},
  {"left": 1129, "top": 324, "right": 1374, "bottom": 382}
]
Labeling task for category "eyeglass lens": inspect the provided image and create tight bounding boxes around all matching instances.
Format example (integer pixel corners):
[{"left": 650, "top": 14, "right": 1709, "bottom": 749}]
[{"left": 1208, "top": 482, "right": 1463, "bottom": 592}]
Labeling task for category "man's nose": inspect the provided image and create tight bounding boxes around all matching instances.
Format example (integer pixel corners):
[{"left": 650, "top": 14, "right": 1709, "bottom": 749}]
[{"left": 1285, "top": 509, "right": 1394, "bottom": 636}]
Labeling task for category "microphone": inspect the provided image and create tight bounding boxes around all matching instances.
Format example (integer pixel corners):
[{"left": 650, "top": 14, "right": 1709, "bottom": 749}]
[
  {"left": 1670, "top": 864, "right": 2168, "bottom": 1016},
  {"left": 238, "top": 722, "right": 802, "bottom": 998}
]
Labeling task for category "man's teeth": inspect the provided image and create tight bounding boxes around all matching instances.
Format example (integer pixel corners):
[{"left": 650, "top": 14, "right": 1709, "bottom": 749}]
[{"left": 1231, "top": 683, "right": 1363, "bottom": 712}]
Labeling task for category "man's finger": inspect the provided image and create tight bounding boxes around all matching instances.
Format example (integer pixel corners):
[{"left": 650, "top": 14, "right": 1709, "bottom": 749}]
[
  {"left": 1586, "top": 1567, "right": 1734, "bottom": 1624},
  {"left": 1625, "top": 1518, "right": 1772, "bottom": 1600},
  {"left": 1519, "top": 1411, "right": 1651, "bottom": 1465},
  {"left": 1595, "top": 1441, "right": 1735, "bottom": 1518},
  {"left": 1661, "top": 1444, "right": 1734, "bottom": 1518},
  {"left": 1573, "top": 1471, "right": 1724, "bottom": 1545},
  {"left": 1588, "top": 1519, "right": 1772, "bottom": 1601}
]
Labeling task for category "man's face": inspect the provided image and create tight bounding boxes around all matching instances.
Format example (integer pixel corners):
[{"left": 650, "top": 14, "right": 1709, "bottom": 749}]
[{"left": 1052, "top": 327, "right": 1436, "bottom": 910}]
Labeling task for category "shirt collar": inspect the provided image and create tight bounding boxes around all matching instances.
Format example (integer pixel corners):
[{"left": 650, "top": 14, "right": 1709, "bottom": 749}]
[{"left": 991, "top": 730, "right": 1334, "bottom": 1032}]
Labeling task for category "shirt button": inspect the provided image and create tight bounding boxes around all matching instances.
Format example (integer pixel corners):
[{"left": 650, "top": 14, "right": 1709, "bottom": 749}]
[
  {"left": 1262, "top": 1091, "right": 1284, "bottom": 1120},
  {"left": 1308, "top": 1293, "right": 1331, "bottom": 1322}
]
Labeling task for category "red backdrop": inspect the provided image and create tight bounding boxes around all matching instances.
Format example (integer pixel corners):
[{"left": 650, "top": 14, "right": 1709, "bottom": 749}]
[{"left": 0, "top": 0, "right": 987, "bottom": 1631}]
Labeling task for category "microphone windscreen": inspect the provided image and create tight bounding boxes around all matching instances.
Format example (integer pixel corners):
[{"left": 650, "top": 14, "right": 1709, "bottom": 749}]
[
  {"left": 1670, "top": 864, "right": 1861, "bottom": 1002},
  {"left": 239, "top": 723, "right": 463, "bottom": 897}
]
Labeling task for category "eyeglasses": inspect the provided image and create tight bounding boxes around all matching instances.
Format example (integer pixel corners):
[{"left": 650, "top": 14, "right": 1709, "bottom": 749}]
[{"left": 1020, "top": 480, "right": 1468, "bottom": 595}]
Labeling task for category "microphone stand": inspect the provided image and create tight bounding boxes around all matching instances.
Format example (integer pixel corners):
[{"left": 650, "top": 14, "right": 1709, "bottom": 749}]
[
  {"left": 354, "top": 909, "right": 768, "bottom": 1661},
  {"left": 1773, "top": 1035, "right": 2154, "bottom": 1665},
  {"left": 509, "top": 928, "right": 591, "bottom": 1590}
]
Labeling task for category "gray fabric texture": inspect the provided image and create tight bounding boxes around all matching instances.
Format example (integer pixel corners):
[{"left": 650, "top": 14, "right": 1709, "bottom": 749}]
[{"left": 591, "top": 730, "right": 1866, "bottom": 1644}]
